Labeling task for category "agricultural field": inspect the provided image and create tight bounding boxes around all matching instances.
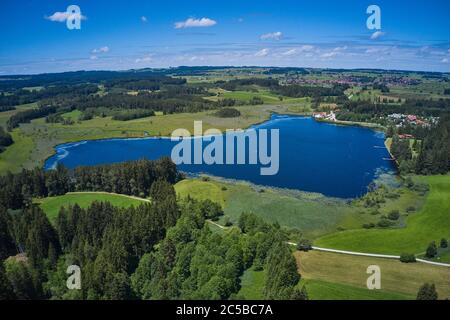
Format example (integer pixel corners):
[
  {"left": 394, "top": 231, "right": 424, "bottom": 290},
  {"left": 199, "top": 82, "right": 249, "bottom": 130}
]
[
  {"left": 204, "top": 89, "right": 311, "bottom": 106},
  {"left": 295, "top": 250, "right": 450, "bottom": 299}
]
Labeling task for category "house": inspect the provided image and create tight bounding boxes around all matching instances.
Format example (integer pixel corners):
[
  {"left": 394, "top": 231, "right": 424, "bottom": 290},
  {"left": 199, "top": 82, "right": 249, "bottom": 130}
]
[
  {"left": 407, "top": 115, "right": 417, "bottom": 122},
  {"left": 399, "top": 134, "right": 414, "bottom": 139},
  {"left": 313, "top": 112, "right": 327, "bottom": 119}
]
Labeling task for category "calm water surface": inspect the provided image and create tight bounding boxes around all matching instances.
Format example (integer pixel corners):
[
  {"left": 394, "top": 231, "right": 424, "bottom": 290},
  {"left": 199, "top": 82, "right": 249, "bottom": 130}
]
[{"left": 44, "top": 115, "right": 396, "bottom": 198}]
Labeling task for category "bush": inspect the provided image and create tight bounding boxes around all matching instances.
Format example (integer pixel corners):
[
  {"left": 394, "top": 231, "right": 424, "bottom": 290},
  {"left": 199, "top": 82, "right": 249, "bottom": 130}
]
[
  {"left": 377, "top": 219, "right": 394, "bottom": 228},
  {"left": 214, "top": 107, "right": 241, "bottom": 118},
  {"left": 406, "top": 206, "right": 416, "bottom": 213},
  {"left": 388, "top": 210, "right": 400, "bottom": 221},
  {"left": 363, "top": 223, "right": 375, "bottom": 229},
  {"left": 440, "top": 238, "right": 448, "bottom": 248},
  {"left": 400, "top": 253, "right": 416, "bottom": 263},
  {"left": 296, "top": 239, "right": 312, "bottom": 252},
  {"left": 416, "top": 283, "right": 438, "bottom": 300},
  {"left": 224, "top": 217, "right": 233, "bottom": 227},
  {"left": 425, "top": 241, "right": 437, "bottom": 258}
]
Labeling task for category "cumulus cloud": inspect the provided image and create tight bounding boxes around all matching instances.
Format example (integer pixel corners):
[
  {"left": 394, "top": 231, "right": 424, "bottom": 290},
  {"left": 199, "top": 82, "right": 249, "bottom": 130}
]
[
  {"left": 46, "top": 11, "right": 87, "bottom": 22},
  {"left": 174, "top": 18, "right": 217, "bottom": 29},
  {"left": 255, "top": 48, "right": 269, "bottom": 57},
  {"left": 92, "top": 46, "right": 110, "bottom": 54},
  {"left": 141, "top": 16, "right": 148, "bottom": 23},
  {"left": 260, "top": 31, "right": 283, "bottom": 41},
  {"left": 442, "top": 58, "right": 449, "bottom": 63},
  {"left": 90, "top": 55, "right": 98, "bottom": 60},
  {"left": 370, "top": 31, "right": 386, "bottom": 40}
]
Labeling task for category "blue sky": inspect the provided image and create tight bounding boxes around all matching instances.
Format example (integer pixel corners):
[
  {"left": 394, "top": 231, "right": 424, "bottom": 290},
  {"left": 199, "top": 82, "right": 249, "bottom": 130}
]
[{"left": 1, "top": 0, "right": 450, "bottom": 74}]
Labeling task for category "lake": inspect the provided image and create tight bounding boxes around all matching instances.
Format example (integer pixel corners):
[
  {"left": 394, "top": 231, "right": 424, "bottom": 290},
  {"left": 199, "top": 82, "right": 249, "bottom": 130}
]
[{"left": 44, "top": 114, "right": 396, "bottom": 198}]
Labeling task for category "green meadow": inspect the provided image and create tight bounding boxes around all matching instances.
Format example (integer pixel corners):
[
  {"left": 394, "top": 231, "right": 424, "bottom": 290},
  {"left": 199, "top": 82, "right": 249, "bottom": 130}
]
[
  {"left": 36, "top": 192, "right": 147, "bottom": 222},
  {"left": 315, "top": 175, "right": 450, "bottom": 255}
]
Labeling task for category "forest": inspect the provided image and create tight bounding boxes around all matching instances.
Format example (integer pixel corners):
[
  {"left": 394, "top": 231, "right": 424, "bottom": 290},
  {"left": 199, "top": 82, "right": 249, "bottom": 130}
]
[{"left": 0, "top": 157, "right": 305, "bottom": 300}]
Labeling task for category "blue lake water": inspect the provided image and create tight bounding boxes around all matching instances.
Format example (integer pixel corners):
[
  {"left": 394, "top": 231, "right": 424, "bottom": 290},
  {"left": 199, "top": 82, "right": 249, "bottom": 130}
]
[{"left": 44, "top": 114, "right": 396, "bottom": 198}]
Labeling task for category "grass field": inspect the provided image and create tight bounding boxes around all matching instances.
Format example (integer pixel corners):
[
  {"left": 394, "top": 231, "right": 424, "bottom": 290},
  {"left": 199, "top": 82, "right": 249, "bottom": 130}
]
[
  {"left": 36, "top": 192, "right": 147, "bottom": 222},
  {"left": 204, "top": 89, "right": 310, "bottom": 106},
  {"left": 0, "top": 129, "right": 35, "bottom": 173},
  {"left": 0, "top": 102, "right": 37, "bottom": 127},
  {"left": 237, "top": 268, "right": 266, "bottom": 300},
  {"left": 315, "top": 175, "right": 450, "bottom": 255},
  {"left": 302, "top": 279, "right": 412, "bottom": 300},
  {"left": 296, "top": 250, "right": 450, "bottom": 299}
]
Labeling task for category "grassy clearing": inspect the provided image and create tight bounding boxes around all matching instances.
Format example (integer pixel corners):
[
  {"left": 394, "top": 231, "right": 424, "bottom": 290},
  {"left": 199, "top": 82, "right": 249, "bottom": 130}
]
[
  {"left": 36, "top": 192, "right": 146, "bottom": 222},
  {"left": 175, "top": 179, "right": 226, "bottom": 207},
  {"left": 302, "top": 279, "right": 412, "bottom": 300},
  {"left": 296, "top": 250, "right": 450, "bottom": 299},
  {"left": 0, "top": 102, "right": 38, "bottom": 127},
  {"left": 315, "top": 175, "right": 450, "bottom": 254},
  {"left": 0, "top": 129, "right": 35, "bottom": 173},
  {"left": 237, "top": 268, "right": 266, "bottom": 300},
  {"left": 205, "top": 89, "right": 311, "bottom": 105},
  {"left": 175, "top": 178, "right": 358, "bottom": 239}
]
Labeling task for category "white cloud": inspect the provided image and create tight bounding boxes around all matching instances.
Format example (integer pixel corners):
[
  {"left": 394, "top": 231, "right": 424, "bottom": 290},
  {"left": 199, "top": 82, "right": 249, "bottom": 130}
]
[
  {"left": 141, "top": 16, "right": 148, "bottom": 23},
  {"left": 174, "top": 18, "right": 217, "bottom": 29},
  {"left": 260, "top": 31, "right": 283, "bottom": 41},
  {"left": 46, "top": 11, "right": 87, "bottom": 23},
  {"left": 282, "top": 49, "right": 298, "bottom": 56},
  {"left": 135, "top": 55, "right": 153, "bottom": 63},
  {"left": 321, "top": 51, "right": 339, "bottom": 59},
  {"left": 255, "top": 48, "right": 269, "bottom": 57},
  {"left": 92, "top": 46, "right": 110, "bottom": 54},
  {"left": 282, "top": 45, "right": 315, "bottom": 56},
  {"left": 333, "top": 46, "right": 348, "bottom": 52},
  {"left": 370, "top": 31, "right": 386, "bottom": 40},
  {"left": 90, "top": 55, "right": 98, "bottom": 60},
  {"left": 442, "top": 58, "right": 449, "bottom": 64},
  {"left": 299, "top": 45, "right": 314, "bottom": 52}
]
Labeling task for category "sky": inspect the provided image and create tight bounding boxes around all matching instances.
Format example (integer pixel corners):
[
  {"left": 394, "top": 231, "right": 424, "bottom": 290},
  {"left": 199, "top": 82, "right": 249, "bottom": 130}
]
[{"left": 0, "top": 0, "right": 450, "bottom": 75}]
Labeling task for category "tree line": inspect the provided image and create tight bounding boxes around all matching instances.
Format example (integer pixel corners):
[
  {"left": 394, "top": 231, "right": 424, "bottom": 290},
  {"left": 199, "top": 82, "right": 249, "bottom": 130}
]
[
  {"left": 0, "top": 127, "right": 13, "bottom": 153},
  {"left": 0, "top": 158, "right": 179, "bottom": 210}
]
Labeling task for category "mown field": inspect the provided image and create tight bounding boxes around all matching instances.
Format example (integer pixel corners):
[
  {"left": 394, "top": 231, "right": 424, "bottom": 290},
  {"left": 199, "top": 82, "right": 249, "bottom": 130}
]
[
  {"left": 36, "top": 192, "right": 147, "bottom": 222},
  {"left": 295, "top": 250, "right": 450, "bottom": 299},
  {"left": 315, "top": 175, "right": 450, "bottom": 255}
]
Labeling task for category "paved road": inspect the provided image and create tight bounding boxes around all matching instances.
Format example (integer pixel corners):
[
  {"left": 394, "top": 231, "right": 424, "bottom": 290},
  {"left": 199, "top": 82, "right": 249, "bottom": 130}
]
[{"left": 287, "top": 242, "right": 450, "bottom": 268}]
